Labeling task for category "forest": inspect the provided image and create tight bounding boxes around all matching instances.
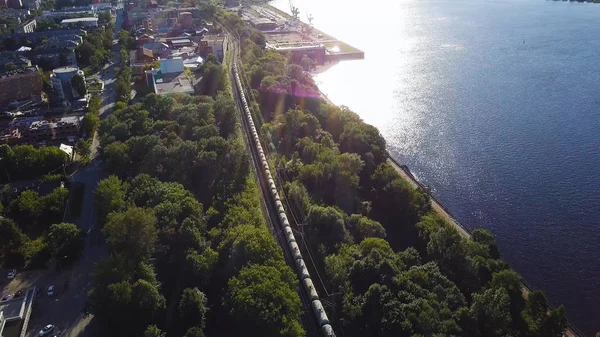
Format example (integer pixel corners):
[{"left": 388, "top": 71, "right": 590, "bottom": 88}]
[
  {"left": 89, "top": 87, "right": 306, "bottom": 337},
  {"left": 218, "top": 9, "right": 569, "bottom": 337}
]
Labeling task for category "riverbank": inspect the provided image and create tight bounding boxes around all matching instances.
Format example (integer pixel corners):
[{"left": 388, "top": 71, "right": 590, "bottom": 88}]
[{"left": 314, "top": 77, "right": 584, "bottom": 337}]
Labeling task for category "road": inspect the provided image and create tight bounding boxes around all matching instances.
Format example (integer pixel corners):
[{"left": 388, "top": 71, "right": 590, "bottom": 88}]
[{"left": 24, "top": 7, "right": 125, "bottom": 337}]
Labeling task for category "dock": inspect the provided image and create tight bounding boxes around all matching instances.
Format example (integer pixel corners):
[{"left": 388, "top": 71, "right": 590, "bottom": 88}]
[{"left": 241, "top": 4, "right": 364, "bottom": 65}]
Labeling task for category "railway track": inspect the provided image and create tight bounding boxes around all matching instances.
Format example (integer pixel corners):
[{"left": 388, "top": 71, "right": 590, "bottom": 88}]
[{"left": 227, "top": 44, "right": 322, "bottom": 337}]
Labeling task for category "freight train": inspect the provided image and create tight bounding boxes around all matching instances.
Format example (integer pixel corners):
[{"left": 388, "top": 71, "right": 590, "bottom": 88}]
[{"left": 233, "top": 64, "right": 336, "bottom": 337}]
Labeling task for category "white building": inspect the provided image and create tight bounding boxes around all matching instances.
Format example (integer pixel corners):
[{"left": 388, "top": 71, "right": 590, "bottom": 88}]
[
  {"left": 14, "top": 19, "right": 37, "bottom": 34},
  {"left": 60, "top": 17, "right": 98, "bottom": 28},
  {"left": 50, "top": 66, "right": 85, "bottom": 101}
]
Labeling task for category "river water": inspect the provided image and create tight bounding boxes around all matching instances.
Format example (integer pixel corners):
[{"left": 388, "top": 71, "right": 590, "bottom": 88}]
[{"left": 270, "top": 0, "right": 600, "bottom": 333}]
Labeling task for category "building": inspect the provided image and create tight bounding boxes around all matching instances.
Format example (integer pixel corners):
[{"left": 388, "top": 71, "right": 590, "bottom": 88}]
[
  {"left": 28, "top": 48, "right": 77, "bottom": 69},
  {"left": 0, "top": 56, "right": 31, "bottom": 69},
  {"left": 249, "top": 17, "right": 277, "bottom": 31},
  {"left": 0, "top": 29, "right": 86, "bottom": 47},
  {"left": 179, "top": 11, "right": 192, "bottom": 28},
  {"left": 0, "top": 116, "right": 81, "bottom": 144},
  {"left": 142, "top": 41, "right": 171, "bottom": 58},
  {"left": 50, "top": 66, "right": 85, "bottom": 101},
  {"left": 145, "top": 57, "right": 195, "bottom": 95},
  {"left": 14, "top": 19, "right": 36, "bottom": 33},
  {"left": 199, "top": 34, "right": 227, "bottom": 61},
  {"left": 0, "top": 66, "right": 42, "bottom": 106},
  {"left": 0, "top": 8, "right": 30, "bottom": 21},
  {"left": 7, "top": 0, "right": 22, "bottom": 9},
  {"left": 60, "top": 17, "right": 98, "bottom": 28},
  {"left": 22, "top": 0, "right": 40, "bottom": 9},
  {"left": 0, "top": 311, "right": 5, "bottom": 337}
]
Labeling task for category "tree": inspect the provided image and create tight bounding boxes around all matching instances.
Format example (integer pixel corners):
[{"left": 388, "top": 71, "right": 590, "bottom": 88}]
[
  {"left": 0, "top": 217, "right": 29, "bottom": 267},
  {"left": 227, "top": 264, "right": 305, "bottom": 337},
  {"left": 184, "top": 327, "right": 204, "bottom": 337},
  {"left": 131, "top": 279, "right": 166, "bottom": 328},
  {"left": 102, "top": 207, "right": 157, "bottom": 262},
  {"left": 469, "top": 287, "right": 512, "bottom": 337},
  {"left": 82, "top": 112, "right": 100, "bottom": 137},
  {"left": 213, "top": 91, "right": 237, "bottom": 138},
  {"left": 218, "top": 225, "right": 282, "bottom": 275},
  {"left": 95, "top": 175, "right": 128, "bottom": 223},
  {"left": 305, "top": 205, "right": 351, "bottom": 254},
  {"left": 75, "top": 138, "right": 91, "bottom": 157},
  {"left": 103, "top": 141, "right": 130, "bottom": 176},
  {"left": 178, "top": 288, "right": 208, "bottom": 330},
  {"left": 71, "top": 73, "right": 87, "bottom": 98},
  {"left": 41, "top": 187, "right": 69, "bottom": 225},
  {"left": 4, "top": 62, "right": 16, "bottom": 71},
  {"left": 47, "top": 223, "right": 84, "bottom": 261},
  {"left": 346, "top": 214, "right": 386, "bottom": 242},
  {"left": 143, "top": 325, "right": 165, "bottom": 337}
]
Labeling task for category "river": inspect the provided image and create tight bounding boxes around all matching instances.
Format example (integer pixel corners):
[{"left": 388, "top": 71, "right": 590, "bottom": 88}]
[{"left": 269, "top": 0, "right": 600, "bottom": 334}]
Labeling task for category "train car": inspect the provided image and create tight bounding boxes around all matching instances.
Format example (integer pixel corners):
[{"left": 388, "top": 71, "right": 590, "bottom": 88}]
[
  {"left": 275, "top": 201, "right": 285, "bottom": 214},
  {"left": 283, "top": 226, "right": 295, "bottom": 243},
  {"left": 303, "top": 277, "right": 318, "bottom": 301},
  {"left": 321, "top": 324, "right": 335, "bottom": 337},
  {"left": 296, "top": 258, "right": 310, "bottom": 280},
  {"left": 289, "top": 241, "right": 302, "bottom": 260},
  {"left": 282, "top": 217, "right": 290, "bottom": 227},
  {"left": 311, "top": 300, "right": 329, "bottom": 327}
]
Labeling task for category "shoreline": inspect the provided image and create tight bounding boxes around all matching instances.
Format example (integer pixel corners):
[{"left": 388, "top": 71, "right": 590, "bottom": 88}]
[{"left": 312, "top": 77, "right": 584, "bottom": 337}]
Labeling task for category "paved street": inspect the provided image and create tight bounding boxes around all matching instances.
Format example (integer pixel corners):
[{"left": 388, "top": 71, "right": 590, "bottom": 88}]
[{"left": 23, "top": 7, "right": 124, "bottom": 337}]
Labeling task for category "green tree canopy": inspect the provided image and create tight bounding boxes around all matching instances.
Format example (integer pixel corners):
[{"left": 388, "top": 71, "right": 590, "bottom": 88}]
[
  {"left": 178, "top": 288, "right": 208, "bottom": 331},
  {"left": 71, "top": 73, "right": 87, "bottom": 97},
  {"left": 227, "top": 264, "right": 305, "bottom": 337},
  {"left": 95, "top": 175, "right": 129, "bottom": 223},
  {"left": 47, "top": 222, "right": 83, "bottom": 260},
  {"left": 102, "top": 207, "right": 157, "bottom": 262}
]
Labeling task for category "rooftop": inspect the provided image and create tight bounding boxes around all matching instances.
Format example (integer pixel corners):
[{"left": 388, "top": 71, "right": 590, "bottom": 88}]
[
  {"left": 52, "top": 66, "right": 79, "bottom": 74},
  {"left": 171, "top": 38, "right": 192, "bottom": 44},
  {"left": 60, "top": 17, "right": 98, "bottom": 23},
  {"left": 0, "top": 297, "right": 25, "bottom": 322},
  {"left": 0, "top": 66, "right": 38, "bottom": 80},
  {"left": 154, "top": 71, "right": 194, "bottom": 95},
  {"left": 8, "top": 116, "right": 80, "bottom": 130}
]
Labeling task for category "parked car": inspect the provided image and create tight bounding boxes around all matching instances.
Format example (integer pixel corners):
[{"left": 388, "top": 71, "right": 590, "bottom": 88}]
[
  {"left": 47, "top": 285, "right": 55, "bottom": 296},
  {"left": 1, "top": 294, "right": 10, "bottom": 301},
  {"left": 14, "top": 289, "right": 23, "bottom": 298},
  {"left": 7, "top": 269, "right": 16, "bottom": 279},
  {"left": 39, "top": 324, "right": 56, "bottom": 336}
]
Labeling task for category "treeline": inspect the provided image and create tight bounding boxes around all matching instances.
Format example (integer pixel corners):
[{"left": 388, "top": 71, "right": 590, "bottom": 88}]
[
  {"left": 221, "top": 9, "right": 569, "bottom": 337},
  {"left": 0, "top": 144, "right": 68, "bottom": 183},
  {"left": 0, "top": 181, "right": 81, "bottom": 269},
  {"left": 89, "top": 89, "right": 306, "bottom": 336},
  {"left": 75, "top": 24, "right": 114, "bottom": 72}
]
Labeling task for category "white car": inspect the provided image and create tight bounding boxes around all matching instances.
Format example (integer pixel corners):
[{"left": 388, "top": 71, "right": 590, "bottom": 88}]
[
  {"left": 1, "top": 294, "right": 10, "bottom": 301},
  {"left": 7, "top": 269, "right": 16, "bottom": 279},
  {"left": 39, "top": 324, "right": 55, "bottom": 336},
  {"left": 47, "top": 285, "right": 55, "bottom": 296}
]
